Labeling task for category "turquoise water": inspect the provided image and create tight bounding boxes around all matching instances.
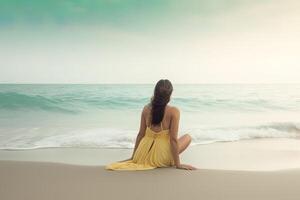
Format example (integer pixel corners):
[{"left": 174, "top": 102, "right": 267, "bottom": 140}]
[{"left": 0, "top": 84, "right": 300, "bottom": 149}]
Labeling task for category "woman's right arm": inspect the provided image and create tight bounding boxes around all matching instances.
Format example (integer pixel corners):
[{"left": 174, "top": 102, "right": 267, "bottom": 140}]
[
  {"left": 169, "top": 107, "right": 181, "bottom": 168},
  {"left": 169, "top": 107, "right": 197, "bottom": 170}
]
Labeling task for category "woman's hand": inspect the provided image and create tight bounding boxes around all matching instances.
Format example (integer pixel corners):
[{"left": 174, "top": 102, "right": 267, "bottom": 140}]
[{"left": 176, "top": 164, "right": 198, "bottom": 170}]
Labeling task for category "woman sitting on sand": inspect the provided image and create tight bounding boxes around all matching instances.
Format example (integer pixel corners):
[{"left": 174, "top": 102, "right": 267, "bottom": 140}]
[{"left": 106, "top": 79, "right": 197, "bottom": 170}]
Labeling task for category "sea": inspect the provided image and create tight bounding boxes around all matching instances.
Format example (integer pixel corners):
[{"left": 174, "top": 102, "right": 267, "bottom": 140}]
[{"left": 0, "top": 84, "right": 299, "bottom": 150}]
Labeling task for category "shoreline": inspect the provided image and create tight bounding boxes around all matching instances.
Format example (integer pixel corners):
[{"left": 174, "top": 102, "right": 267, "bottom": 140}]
[{"left": 1, "top": 138, "right": 300, "bottom": 171}]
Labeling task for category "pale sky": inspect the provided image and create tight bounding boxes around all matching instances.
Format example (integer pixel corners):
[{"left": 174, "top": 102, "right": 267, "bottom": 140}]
[{"left": 0, "top": 0, "right": 299, "bottom": 83}]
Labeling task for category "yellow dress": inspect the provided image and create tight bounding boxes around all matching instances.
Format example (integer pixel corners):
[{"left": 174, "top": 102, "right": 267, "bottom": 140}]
[{"left": 105, "top": 122, "right": 175, "bottom": 171}]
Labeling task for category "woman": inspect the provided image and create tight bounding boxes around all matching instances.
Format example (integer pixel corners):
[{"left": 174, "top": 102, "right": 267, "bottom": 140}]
[{"left": 106, "top": 79, "right": 197, "bottom": 170}]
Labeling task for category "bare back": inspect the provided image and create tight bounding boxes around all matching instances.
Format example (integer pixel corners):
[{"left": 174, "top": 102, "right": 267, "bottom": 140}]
[{"left": 144, "top": 104, "right": 178, "bottom": 133}]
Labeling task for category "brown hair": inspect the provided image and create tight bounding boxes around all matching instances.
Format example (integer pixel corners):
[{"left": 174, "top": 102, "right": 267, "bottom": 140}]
[{"left": 150, "top": 79, "right": 173, "bottom": 126}]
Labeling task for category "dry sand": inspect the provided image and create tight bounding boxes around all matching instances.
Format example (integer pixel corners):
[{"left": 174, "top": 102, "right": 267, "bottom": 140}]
[{"left": 1, "top": 160, "right": 300, "bottom": 200}]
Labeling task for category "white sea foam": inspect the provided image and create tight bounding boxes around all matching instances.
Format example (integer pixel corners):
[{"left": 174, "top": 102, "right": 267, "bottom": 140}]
[{"left": 0, "top": 122, "right": 299, "bottom": 150}]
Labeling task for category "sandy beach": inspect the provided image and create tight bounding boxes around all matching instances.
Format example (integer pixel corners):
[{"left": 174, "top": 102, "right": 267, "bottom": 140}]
[
  {"left": 1, "top": 160, "right": 300, "bottom": 200},
  {"left": 1, "top": 138, "right": 300, "bottom": 200}
]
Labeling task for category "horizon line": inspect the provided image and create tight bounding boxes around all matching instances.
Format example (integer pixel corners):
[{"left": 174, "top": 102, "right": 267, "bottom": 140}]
[{"left": 0, "top": 82, "right": 300, "bottom": 85}]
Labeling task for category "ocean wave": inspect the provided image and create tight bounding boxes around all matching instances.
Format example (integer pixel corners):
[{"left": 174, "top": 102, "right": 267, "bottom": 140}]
[
  {"left": 0, "top": 92, "right": 76, "bottom": 113},
  {"left": 0, "top": 122, "right": 299, "bottom": 150},
  {"left": 191, "top": 122, "right": 300, "bottom": 144},
  {"left": 0, "top": 91, "right": 297, "bottom": 113},
  {"left": 172, "top": 98, "right": 288, "bottom": 111},
  {"left": 0, "top": 91, "right": 149, "bottom": 113}
]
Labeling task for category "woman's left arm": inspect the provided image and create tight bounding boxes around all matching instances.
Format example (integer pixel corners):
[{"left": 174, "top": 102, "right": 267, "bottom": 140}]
[
  {"left": 117, "top": 106, "right": 147, "bottom": 162},
  {"left": 130, "top": 106, "right": 147, "bottom": 158}
]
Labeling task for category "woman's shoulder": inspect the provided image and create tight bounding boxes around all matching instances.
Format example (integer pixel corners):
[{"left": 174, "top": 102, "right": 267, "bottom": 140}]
[
  {"left": 166, "top": 105, "right": 180, "bottom": 115},
  {"left": 142, "top": 104, "right": 151, "bottom": 115},
  {"left": 143, "top": 103, "right": 151, "bottom": 110}
]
